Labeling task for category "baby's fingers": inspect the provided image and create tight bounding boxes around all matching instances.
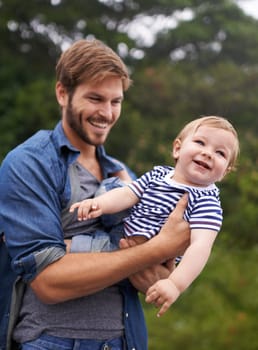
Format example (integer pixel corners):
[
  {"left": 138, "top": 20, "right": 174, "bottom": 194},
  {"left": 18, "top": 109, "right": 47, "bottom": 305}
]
[
  {"left": 87, "top": 208, "right": 102, "bottom": 219},
  {"left": 78, "top": 206, "right": 90, "bottom": 220},
  {"left": 146, "top": 285, "right": 169, "bottom": 317},
  {"left": 70, "top": 203, "right": 89, "bottom": 220},
  {"left": 157, "top": 301, "right": 170, "bottom": 318},
  {"left": 145, "top": 286, "right": 160, "bottom": 304},
  {"left": 69, "top": 202, "right": 80, "bottom": 213},
  {"left": 79, "top": 202, "right": 101, "bottom": 220}
]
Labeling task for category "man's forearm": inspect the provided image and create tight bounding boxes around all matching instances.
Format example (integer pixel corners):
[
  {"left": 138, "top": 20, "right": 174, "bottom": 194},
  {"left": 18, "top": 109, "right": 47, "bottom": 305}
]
[
  {"left": 31, "top": 194, "right": 190, "bottom": 304},
  {"left": 31, "top": 228, "right": 185, "bottom": 304}
]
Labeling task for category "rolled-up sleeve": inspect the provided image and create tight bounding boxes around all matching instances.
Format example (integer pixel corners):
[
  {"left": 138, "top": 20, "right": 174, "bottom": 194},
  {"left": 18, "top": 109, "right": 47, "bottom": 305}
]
[{"left": 0, "top": 141, "right": 67, "bottom": 282}]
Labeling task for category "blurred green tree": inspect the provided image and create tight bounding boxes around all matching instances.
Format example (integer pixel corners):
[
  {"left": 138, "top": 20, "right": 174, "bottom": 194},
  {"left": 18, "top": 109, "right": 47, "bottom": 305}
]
[{"left": 1, "top": 0, "right": 258, "bottom": 247}]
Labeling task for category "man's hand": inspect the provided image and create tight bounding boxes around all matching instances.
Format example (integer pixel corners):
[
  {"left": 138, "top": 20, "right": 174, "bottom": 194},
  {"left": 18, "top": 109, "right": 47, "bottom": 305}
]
[
  {"left": 120, "top": 237, "right": 175, "bottom": 293},
  {"left": 158, "top": 193, "right": 190, "bottom": 256},
  {"left": 119, "top": 193, "right": 190, "bottom": 293}
]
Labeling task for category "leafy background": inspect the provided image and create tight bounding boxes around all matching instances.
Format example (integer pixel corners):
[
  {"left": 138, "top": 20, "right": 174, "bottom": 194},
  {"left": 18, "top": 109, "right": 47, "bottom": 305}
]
[{"left": 0, "top": 1, "right": 257, "bottom": 348}]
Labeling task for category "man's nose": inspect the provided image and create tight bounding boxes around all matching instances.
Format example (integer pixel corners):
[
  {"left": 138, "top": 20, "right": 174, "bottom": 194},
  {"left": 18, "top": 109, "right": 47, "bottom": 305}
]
[{"left": 99, "top": 102, "right": 113, "bottom": 119}]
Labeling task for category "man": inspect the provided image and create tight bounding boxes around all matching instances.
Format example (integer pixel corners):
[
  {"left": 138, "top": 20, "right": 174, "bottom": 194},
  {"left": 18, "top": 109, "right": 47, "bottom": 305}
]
[{"left": 0, "top": 39, "right": 189, "bottom": 350}]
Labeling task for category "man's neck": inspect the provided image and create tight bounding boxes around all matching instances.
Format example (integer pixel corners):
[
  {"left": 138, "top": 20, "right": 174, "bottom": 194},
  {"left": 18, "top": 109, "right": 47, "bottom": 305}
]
[{"left": 77, "top": 149, "right": 103, "bottom": 181}]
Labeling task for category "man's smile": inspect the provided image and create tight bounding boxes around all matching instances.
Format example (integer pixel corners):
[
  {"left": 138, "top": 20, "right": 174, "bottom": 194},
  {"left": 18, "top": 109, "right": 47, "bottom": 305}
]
[{"left": 88, "top": 117, "right": 110, "bottom": 129}]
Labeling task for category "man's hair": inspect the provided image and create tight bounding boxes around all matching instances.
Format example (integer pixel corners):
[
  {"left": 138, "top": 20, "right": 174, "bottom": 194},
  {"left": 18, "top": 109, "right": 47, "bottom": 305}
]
[
  {"left": 56, "top": 39, "right": 132, "bottom": 94},
  {"left": 175, "top": 115, "right": 240, "bottom": 171}
]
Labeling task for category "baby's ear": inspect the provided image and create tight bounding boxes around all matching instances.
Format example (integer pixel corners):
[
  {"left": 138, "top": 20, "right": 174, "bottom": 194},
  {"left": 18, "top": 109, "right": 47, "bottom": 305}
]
[
  {"left": 172, "top": 139, "right": 181, "bottom": 160},
  {"left": 227, "top": 166, "right": 232, "bottom": 172},
  {"left": 220, "top": 166, "right": 232, "bottom": 181}
]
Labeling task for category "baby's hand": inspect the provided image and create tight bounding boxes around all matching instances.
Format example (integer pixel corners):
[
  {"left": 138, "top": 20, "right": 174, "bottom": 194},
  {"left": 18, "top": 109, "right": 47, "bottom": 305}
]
[
  {"left": 69, "top": 199, "right": 101, "bottom": 221},
  {"left": 145, "top": 279, "right": 180, "bottom": 317}
]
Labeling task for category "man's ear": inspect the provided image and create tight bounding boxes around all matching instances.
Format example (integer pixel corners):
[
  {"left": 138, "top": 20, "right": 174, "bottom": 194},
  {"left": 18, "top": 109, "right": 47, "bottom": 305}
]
[
  {"left": 172, "top": 138, "right": 181, "bottom": 160},
  {"left": 55, "top": 82, "right": 68, "bottom": 107}
]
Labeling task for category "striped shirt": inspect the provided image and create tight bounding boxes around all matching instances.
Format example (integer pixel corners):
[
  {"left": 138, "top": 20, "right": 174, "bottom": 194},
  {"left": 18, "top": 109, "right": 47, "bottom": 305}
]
[{"left": 124, "top": 165, "right": 223, "bottom": 239}]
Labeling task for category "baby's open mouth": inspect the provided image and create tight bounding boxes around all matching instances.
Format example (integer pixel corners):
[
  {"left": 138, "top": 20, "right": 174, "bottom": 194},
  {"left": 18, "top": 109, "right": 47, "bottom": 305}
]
[{"left": 194, "top": 160, "right": 211, "bottom": 170}]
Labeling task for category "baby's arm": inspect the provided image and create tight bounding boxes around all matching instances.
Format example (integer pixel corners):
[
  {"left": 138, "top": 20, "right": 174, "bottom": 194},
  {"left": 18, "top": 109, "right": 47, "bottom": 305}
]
[
  {"left": 145, "top": 228, "right": 218, "bottom": 317},
  {"left": 70, "top": 185, "right": 138, "bottom": 221}
]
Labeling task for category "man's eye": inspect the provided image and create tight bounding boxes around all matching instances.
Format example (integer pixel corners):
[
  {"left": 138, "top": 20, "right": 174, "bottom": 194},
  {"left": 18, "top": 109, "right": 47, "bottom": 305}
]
[
  {"left": 112, "top": 99, "right": 122, "bottom": 106},
  {"left": 90, "top": 96, "right": 100, "bottom": 102}
]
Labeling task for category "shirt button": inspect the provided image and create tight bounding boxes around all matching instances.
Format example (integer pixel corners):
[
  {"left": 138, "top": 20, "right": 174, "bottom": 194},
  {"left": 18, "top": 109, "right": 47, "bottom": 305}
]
[
  {"left": 125, "top": 312, "right": 129, "bottom": 317},
  {"left": 102, "top": 345, "right": 111, "bottom": 350}
]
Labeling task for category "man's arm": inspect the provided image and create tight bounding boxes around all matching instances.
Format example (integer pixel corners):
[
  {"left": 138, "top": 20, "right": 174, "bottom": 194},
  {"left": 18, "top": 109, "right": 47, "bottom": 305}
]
[
  {"left": 31, "top": 195, "right": 190, "bottom": 304},
  {"left": 119, "top": 238, "right": 178, "bottom": 294},
  {"left": 119, "top": 194, "right": 190, "bottom": 293}
]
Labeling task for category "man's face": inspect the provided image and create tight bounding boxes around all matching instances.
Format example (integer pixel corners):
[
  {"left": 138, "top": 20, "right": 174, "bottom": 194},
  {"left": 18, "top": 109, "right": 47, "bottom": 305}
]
[{"left": 58, "top": 76, "right": 124, "bottom": 147}]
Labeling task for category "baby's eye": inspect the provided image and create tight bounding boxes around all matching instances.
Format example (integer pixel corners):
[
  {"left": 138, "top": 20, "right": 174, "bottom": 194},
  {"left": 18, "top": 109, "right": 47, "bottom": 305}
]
[
  {"left": 194, "top": 139, "right": 204, "bottom": 146},
  {"left": 216, "top": 150, "right": 226, "bottom": 157}
]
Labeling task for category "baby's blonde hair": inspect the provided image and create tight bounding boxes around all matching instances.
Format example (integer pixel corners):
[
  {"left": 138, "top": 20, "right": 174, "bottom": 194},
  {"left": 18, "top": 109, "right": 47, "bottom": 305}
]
[{"left": 174, "top": 116, "right": 239, "bottom": 172}]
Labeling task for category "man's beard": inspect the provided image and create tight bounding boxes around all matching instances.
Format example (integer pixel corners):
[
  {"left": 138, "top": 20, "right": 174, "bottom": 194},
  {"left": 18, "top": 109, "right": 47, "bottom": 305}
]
[{"left": 66, "top": 99, "right": 98, "bottom": 146}]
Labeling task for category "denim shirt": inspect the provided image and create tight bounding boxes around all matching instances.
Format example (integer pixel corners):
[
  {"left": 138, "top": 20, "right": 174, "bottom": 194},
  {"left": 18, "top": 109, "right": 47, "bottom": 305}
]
[{"left": 0, "top": 121, "right": 147, "bottom": 350}]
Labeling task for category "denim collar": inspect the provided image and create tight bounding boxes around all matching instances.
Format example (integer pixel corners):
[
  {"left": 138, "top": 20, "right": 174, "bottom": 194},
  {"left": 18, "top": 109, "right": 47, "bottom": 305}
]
[{"left": 53, "top": 121, "right": 124, "bottom": 178}]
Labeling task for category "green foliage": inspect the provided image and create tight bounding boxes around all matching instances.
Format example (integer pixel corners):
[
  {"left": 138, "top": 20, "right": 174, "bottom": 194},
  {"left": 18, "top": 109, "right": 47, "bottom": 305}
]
[
  {"left": 1, "top": 0, "right": 258, "bottom": 245},
  {"left": 220, "top": 150, "right": 258, "bottom": 247},
  {"left": 0, "top": 78, "right": 59, "bottom": 159},
  {"left": 143, "top": 245, "right": 258, "bottom": 349},
  {"left": 1, "top": 2, "right": 258, "bottom": 347}
]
